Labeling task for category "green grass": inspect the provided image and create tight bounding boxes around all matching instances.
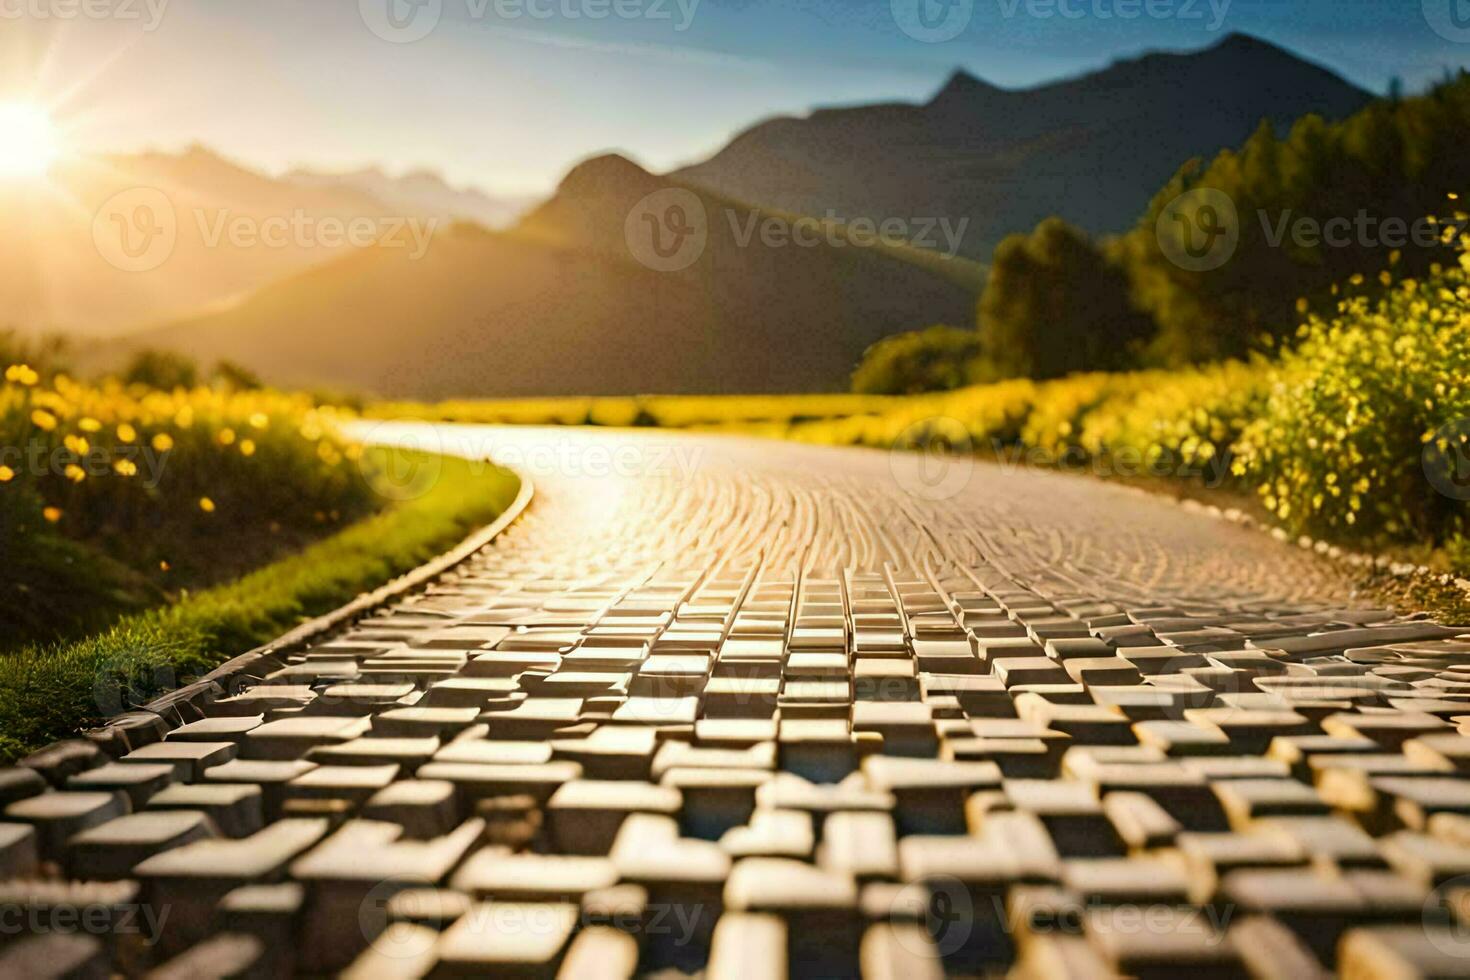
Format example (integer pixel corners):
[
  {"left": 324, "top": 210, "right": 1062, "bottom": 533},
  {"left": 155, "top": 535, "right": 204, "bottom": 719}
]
[{"left": 0, "top": 450, "right": 520, "bottom": 762}]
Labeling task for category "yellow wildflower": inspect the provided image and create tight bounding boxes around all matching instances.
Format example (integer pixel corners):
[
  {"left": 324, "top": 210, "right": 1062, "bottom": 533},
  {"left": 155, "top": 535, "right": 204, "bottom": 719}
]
[
  {"left": 0, "top": 466, "right": 13, "bottom": 482},
  {"left": 198, "top": 496, "right": 216, "bottom": 513},
  {"left": 42, "top": 506, "right": 61, "bottom": 522},
  {"left": 4, "top": 364, "right": 39, "bottom": 386},
  {"left": 64, "top": 464, "right": 85, "bottom": 483},
  {"left": 152, "top": 433, "right": 174, "bottom": 452},
  {"left": 117, "top": 423, "right": 137, "bottom": 443},
  {"left": 30, "top": 409, "right": 57, "bottom": 431},
  {"left": 114, "top": 459, "right": 138, "bottom": 477}
]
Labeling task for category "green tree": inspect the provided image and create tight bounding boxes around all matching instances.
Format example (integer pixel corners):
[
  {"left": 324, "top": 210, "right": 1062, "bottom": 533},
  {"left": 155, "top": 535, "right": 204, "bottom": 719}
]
[
  {"left": 978, "top": 219, "right": 1153, "bottom": 379},
  {"left": 1121, "top": 74, "right": 1470, "bottom": 363}
]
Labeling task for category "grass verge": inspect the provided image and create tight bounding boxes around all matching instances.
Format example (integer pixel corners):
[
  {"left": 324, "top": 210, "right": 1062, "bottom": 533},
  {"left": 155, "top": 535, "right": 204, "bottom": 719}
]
[{"left": 0, "top": 449, "right": 520, "bottom": 762}]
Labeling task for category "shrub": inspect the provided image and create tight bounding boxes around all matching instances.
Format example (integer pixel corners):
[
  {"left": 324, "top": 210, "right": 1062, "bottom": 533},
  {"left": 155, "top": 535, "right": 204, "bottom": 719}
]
[
  {"left": 851, "top": 325, "right": 986, "bottom": 395},
  {"left": 121, "top": 349, "right": 199, "bottom": 390},
  {"left": 1075, "top": 361, "right": 1270, "bottom": 482},
  {"left": 1234, "top": 253, "right": 1470, "bottom": 542},
  {"left": 213, "top": 360, "right": 264, "bottom": 391}
]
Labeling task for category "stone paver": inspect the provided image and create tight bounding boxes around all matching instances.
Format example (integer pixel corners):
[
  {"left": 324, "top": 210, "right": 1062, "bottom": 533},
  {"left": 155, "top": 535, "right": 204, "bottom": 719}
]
[{"left": 7, "top": 426, "right": 1470, "bottom": 975}]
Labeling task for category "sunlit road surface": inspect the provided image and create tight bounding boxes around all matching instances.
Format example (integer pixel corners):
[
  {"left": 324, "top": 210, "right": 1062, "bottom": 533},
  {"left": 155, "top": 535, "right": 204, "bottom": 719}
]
[
  {"left": 356, "top": 421, "right": 1372, "bottom": 607},
  {"left": 12, "top": 422, "right": 1470, "bottom": 977}
]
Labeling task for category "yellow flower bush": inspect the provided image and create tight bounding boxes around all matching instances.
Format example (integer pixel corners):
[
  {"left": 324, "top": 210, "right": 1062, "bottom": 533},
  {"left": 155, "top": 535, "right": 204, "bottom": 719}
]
[
  {"left": 1, "top": 371, "right": 378, "bottom": 644},
  {"left": 1234, "top": 265, "right": 1470, "bottom": 542}
]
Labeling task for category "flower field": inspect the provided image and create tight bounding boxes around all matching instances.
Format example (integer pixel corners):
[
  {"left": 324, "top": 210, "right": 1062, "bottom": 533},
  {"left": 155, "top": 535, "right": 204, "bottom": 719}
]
[
  {"left": 0, "top": 369, "right": 375, "bottom": 645},
  {"left": 0, "top": 362, "right": 525, "bottom": 757}
]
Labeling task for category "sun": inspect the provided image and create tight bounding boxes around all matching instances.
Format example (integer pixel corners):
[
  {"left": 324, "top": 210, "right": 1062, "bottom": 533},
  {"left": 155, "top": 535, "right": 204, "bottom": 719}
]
[{"left": 0, "top": 102, "right": 62, "bottom": 180}]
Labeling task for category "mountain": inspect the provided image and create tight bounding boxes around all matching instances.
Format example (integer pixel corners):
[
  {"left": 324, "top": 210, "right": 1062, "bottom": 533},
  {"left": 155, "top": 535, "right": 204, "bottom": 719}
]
[
  {"left": 91, "top": 33, "right": 1372, "bottom": 396},
  {"left": 0, "top": 147, "right": 517, "bottom": 335},
  {"left": 286, "top": 166, "right": 533, "bottom": 230},
  {"left": 672, "top": 32, "right": 1373, "bottom": 261},
  {"left": 115, "top": 155, "right": 982, "bottom": 397}
]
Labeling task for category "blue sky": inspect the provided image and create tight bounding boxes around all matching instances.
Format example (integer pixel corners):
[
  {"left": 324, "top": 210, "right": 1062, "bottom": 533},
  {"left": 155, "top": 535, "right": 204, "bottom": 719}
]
[{"left": 8, "top": 0, "right": 1470, "bottom": 196}]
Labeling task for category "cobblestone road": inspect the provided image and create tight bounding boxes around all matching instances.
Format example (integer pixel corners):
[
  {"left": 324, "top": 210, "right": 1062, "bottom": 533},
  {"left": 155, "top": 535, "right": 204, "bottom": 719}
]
[{"left": 5, "top": 425, "right": 1470, "bottom": 978}]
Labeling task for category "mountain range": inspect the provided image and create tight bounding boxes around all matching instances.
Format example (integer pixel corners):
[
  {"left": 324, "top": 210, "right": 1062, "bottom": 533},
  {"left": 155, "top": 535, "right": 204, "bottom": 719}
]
[
  {"left": 285, "top": 166, "right": 535, "bottom": 232},
  {"left": 59, "top": 32, "right": 1375, "bottom": 395},
  {"left": 674, "top": 32, "right": 1371, "bottom": 262},
  {"left": 1, "top": 148, "right": 530, "bottom": 334}
]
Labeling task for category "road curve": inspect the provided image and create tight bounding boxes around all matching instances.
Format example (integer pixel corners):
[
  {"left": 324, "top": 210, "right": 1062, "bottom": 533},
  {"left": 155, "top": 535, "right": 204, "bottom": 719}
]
[
  {"left": 366, "top": 422, "right": 1371, "bottom": 610},
  {"left": 7, "top": 423, "right": 1470, "bottom": 977}
]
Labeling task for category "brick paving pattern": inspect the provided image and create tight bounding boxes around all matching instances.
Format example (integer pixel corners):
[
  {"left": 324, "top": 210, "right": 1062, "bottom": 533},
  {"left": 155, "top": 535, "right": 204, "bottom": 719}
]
[{"left": 4, "top": 429, "right": 1470, "bottom": 977}]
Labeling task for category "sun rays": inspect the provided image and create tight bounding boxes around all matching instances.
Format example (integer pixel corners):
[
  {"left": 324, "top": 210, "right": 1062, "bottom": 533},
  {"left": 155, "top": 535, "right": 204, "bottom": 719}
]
[{"left": 0, "top": 101, "right": 63, "bottom": 179}]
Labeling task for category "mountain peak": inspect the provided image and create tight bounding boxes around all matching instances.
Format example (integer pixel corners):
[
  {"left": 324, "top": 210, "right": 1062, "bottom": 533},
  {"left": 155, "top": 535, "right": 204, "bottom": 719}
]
[
  {"left": 556, "top": 153, "right": 653, "bottom": 193},
  {"left": 1212, "top": 31, "right": 1281, "bottom": 53},
  {"left": 1195, "top": 32, "right": 1322, "bottom": 69},
  {"left": 402, "top": 167, "right": 450, "bottom": 187},
  {"left": 928, "top": 68, "right": 1003, "bottom": 109}
]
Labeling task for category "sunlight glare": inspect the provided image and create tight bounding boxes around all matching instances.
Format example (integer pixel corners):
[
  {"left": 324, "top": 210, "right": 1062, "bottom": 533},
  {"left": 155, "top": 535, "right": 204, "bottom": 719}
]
[{"left": 0, "top": 102, "right": 62, "bottom": 180}]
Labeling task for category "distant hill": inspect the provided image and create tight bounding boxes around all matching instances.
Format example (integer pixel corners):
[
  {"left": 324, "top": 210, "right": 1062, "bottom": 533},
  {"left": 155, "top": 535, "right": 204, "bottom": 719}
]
[
  {"left": 286, "top": 166, "right": 533, "bottom": 231},
  {"left": 0, "top": 147, "right": 518, "bottom": 335},
  {"left": 673, "top": 32, "right": 1372, "bottom": 261},
  {"left": 117, "top": 155, "right": 982, "bottom": 397}
]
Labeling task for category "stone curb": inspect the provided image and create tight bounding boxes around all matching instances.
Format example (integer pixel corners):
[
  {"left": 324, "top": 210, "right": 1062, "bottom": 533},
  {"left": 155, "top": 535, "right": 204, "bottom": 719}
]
[{"left": 1131, "top": 485, "right": 1470, "bottom": 608}]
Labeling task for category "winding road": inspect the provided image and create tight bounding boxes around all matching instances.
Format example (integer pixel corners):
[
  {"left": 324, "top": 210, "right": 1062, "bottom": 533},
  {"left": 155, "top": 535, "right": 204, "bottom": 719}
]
[{"left": 5, "top": 424, "right": 1470, "bottom": 978}]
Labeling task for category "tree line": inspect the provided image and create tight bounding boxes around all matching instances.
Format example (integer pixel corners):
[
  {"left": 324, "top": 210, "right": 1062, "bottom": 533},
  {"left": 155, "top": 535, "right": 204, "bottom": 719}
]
[{"left": 855, "top": 72, "right": 1470, "bottom": 393}]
